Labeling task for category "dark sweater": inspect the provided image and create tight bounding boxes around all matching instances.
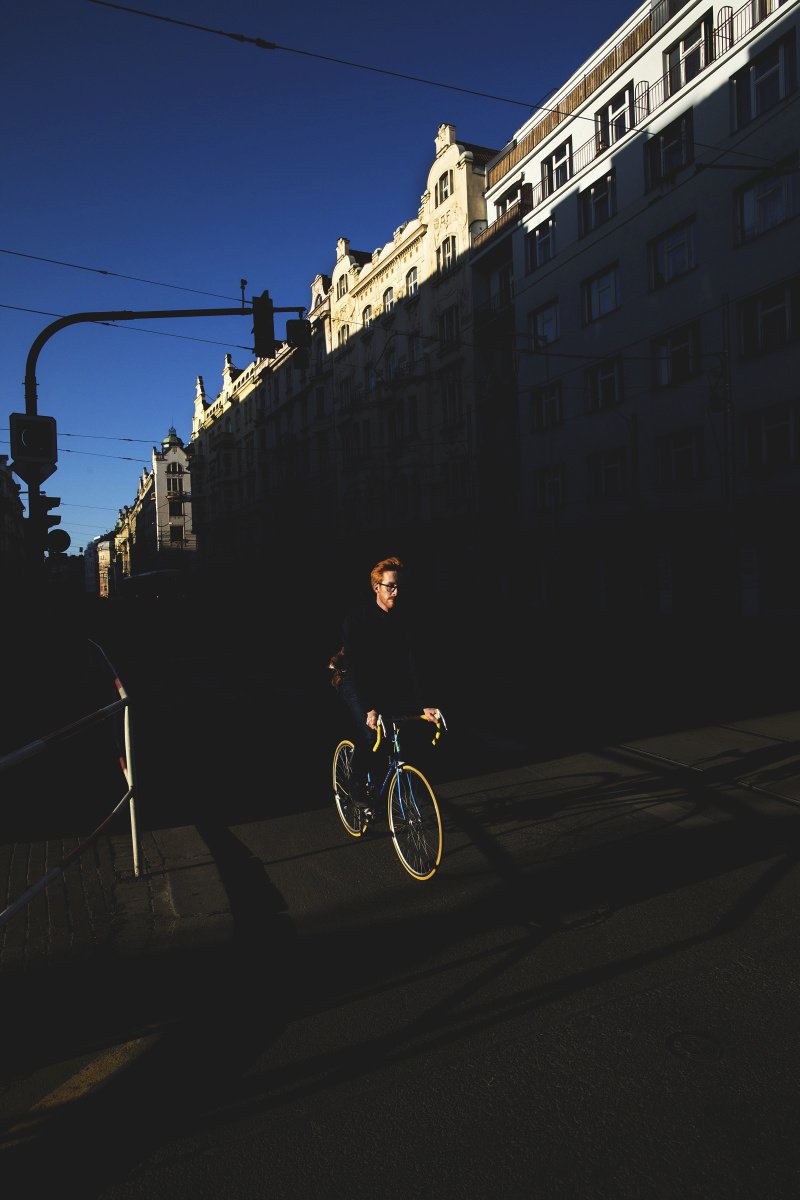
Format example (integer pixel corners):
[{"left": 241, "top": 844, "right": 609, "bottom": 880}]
[{"left": 341, "top": 599, "right": 424, "bottom": 716}]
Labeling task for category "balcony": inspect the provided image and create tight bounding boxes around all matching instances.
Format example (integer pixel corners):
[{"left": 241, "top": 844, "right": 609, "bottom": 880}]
[
  {"left": 483, "top": 0, "right": 780, "bottom": 199},
  {"left": 472, "top": 186, "right": 532, "bottom": 250}
]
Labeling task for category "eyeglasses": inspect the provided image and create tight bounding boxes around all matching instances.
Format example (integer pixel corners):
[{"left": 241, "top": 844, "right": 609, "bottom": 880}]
[{"left": 379, "top": 582, "right": 399, "bottom": 592}]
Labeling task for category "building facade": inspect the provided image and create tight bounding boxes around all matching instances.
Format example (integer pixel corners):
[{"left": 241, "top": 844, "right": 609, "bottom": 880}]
[
  {"left": 187, "top": 124, "right": 499, "bottom": 596},
  {"left": 473, "top": 0, "right": 800, "bottom": 619},
  {"left": 110, "top": 427, "right": 197, "bottom": 593}
]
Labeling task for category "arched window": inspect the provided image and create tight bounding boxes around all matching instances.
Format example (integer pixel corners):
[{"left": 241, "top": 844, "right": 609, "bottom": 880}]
[
  {"left": 362, "top": 305, "right": 373, "bottom": 328},
  {"left": 383, "top": 287, "right": 395, "bottom": 313},
  {"left": 406, "top": 267, "right": 418, "bottom": 296}
]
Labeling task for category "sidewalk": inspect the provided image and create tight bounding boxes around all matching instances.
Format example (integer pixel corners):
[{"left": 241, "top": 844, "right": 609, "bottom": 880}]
[
  {"left": 3, "top": 707, "right": 799, "bottom": 986},
  {"left": 0, "top": 826, "right": 235, "bottom": 979}
]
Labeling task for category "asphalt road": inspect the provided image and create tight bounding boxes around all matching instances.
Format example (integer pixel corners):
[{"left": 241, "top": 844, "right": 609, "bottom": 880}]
[{"left": 4, "top": 619, "right": 800, "bottom": 1198}]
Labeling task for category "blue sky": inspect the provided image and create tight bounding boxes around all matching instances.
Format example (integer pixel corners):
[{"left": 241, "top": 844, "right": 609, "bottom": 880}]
[{"left": 2, "top": 0, "right": 638, "bottom": 553}]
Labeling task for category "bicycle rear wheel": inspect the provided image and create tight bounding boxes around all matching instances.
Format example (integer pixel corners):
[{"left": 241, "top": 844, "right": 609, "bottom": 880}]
[
  {"left": 388, "top": 764, "right": 443, "bottom": 880},
  {"left": 333, "top": 739, "right": 368, "bottom": 837}
]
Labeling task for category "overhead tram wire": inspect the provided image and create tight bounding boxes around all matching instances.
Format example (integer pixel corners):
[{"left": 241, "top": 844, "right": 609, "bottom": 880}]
[
  {"left": 85, "top": 0, "right": 602, "bottom": 125},
  {"left": 0, "top": 303, "right": 254, "bottom": 353},
  {"left": 0, "top": 249, "right": 241, "bottom": 302}
]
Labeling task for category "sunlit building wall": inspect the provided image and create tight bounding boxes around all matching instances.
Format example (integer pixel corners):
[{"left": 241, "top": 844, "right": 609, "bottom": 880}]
[
  {"left": 188, "top": 124, "right": 499, "bottom": 589},
  {"left": 473, "top": 0, "right": 800, "bottom": 617}
]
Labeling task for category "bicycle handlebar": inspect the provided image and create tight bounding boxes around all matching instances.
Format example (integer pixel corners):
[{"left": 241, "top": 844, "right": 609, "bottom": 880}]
[{"left": 372, "top": 710, "right": 446, "bottom": 752}]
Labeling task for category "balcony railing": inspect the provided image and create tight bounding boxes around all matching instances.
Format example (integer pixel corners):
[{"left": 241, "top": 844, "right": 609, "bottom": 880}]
[{"left": 475, "top": 0, "right": 782, "bottom": 250}]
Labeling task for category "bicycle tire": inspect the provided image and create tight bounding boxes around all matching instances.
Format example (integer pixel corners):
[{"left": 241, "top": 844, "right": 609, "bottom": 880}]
[
  {"left": 333, "top": 739, "right": 368, "bottom": 837},
  {"left": 387, "top": 764, "right": 443, "bottom": 880}
]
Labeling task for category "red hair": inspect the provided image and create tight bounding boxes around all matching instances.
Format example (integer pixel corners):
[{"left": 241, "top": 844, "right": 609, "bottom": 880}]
[{"left": 370, "top": 556, "right": 403, "bottom": 590}]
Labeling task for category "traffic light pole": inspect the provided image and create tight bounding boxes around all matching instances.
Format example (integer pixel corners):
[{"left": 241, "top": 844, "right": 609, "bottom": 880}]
[
  {"left": 23, "top": 305, "right": 256, "bottom": 417},
  {"left": 20, "top": 305, "right": 253, "bottom": 567},
  {"left": 19, "top": 300, "right": 307, "bottom": 565}
]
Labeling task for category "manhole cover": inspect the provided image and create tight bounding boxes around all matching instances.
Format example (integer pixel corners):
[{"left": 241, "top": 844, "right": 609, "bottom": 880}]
[{"left": 666, "top": 1031, "right": 724, "bottom": 1061}]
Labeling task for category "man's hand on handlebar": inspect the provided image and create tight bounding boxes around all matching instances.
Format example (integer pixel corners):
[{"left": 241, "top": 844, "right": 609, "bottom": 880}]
[
  {"left": 422, "top": 707, "right": 440, "bottom": 722},
  {"left": 366, "top": 709, "right": 379, "bottom": 730}
]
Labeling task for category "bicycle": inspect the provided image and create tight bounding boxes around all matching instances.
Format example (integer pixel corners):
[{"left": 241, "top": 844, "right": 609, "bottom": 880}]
[{"left": 332, "top": 711, "right": 446, "bottom": 881}]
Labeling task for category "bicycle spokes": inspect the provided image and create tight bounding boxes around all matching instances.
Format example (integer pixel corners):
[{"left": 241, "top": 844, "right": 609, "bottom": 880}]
[
  {"left": 388, "top": 765, "right": 442, "bottom": 880},
  {"left": 333, "top": 739, "right": 368, "bottom": 837}
]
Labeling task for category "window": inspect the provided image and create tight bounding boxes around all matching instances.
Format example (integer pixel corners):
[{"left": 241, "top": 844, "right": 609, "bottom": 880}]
[
  {"left": 585, "top": 357, "right": 623, "bottom": 410},
  {"left": 530, "top": 382, "right": 563, "bottom": 431},
  {"left": 753, "top": 0, "right": 790, "bottom": 20},
  {"left": 383, "top": 287, "right": 395, "bottom": 314},
  {"left": 534, "top": 466, "right": 565, "bottom": 512},
  {"left": 406, "top": 267, "right": 418, "bottom": 296},
  {"left": 495, "top": 182, "right": 523, "bottom": 217},
  {"left": 652, "top": 0, "right": 694, "bottom": 33},
  {"left": 589, "top": 449, "right": 627, "bottom": 500},
  {"left": 441, "top": 370, "right": 463, "bottom": 430},
  {"left": 579, "top": 170, "right": 617, "bottom": 235},
  {"left": 542, "top": 139, "right": 572, "bottom": 197},
  {"left": 733, "top": 32, "right": 796, "bottom": 129},
  {"left": 166, "top": 469, "right": 184, "bottom": 495},
  {"left": 493, "top": 264, "right": 513, "bottom": 309},
  {"left": 525, "top": 218, "right": 556, "bottom": 271},
  {"left": 168, "top": 499, "right": 183, "bottom": 517},
  {"left": 649, "top": 219, "right": 696, "bottom": 288},
  {"left": 337, "top": 325, "right": 349, "bottom": 348},
  {"left": 664, "top": 13, "right": 713, "bottom": 96},
  {"left": 169, "top": 525, "right": 183, "bottom": 543},
  {"left": 336, "top": 275, "right": 348, "bottom": 299},
  {"left": 656, "top": 427, "right": 704, "bottom": 485},
  {"left": 435, "top": 170, "right": 453, "bottom": 205},
  {"left": 438, "top": 304, "right": 460, "bottom": 347},
  {"left": 336, "top": 376, "right": 352, "bottom": 408},
  {"left": 645, "top": 110, "right": 694, "bottom": 189},
  {"left": 582, "top": 265, "right": 620, "bottom": 323},
  {"left": 744, "top": 401, "right": 797, "bottom": 470},
  {"left": 362, "top": 304, "right": 373, "bottom": 328},
  {"left": 651, "top": 322, "right": 702, "bottom": 386},
  {"left": 437, "top": 236, "right": 457, "bottom": 272},
  {"left": 595, "top": 84, "right": 635, "bottom": 150},
  {"left": 530, "top": 300, "right": 559, "bottom": 347},
  {"left": 736, "top": 159, "right": 799, "bottom": 242},
  {"left": 737, "top": 277, "right": 800, "bottom": 354}
]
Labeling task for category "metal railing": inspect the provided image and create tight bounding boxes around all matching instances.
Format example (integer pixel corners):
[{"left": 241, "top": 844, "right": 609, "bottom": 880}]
[{"left": 0, "top": 639, "right": 140, "bottom": 929}]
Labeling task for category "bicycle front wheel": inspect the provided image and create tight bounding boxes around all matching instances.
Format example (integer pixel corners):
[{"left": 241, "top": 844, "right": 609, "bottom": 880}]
[
  {"left": 388, "top": 764, "right": 443, "bottom": 880},
  {"left": 333, "top": 739, "right": 367, "bottom": 837}
]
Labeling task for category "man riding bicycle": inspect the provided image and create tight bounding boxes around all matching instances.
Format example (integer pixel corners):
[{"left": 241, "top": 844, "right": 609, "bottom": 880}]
[{"left": 338, "top": 556, "right": 439, "bottom": 810}]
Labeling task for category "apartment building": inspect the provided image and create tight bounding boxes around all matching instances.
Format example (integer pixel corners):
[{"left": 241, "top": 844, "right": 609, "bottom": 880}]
[
  {"left": 473, "top": 0, "right": 799, "bottom": 618},
  {"left": 188, "top": 124, "right": 498, "bottom": 591},
  {"left": 112, "top": 427, "right": 197, "bottom": 590}
]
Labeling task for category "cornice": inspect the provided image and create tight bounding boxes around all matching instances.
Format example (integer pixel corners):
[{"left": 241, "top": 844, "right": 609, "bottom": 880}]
[{"left": 350, "top": 227, "right": 427, "bottom": 297}]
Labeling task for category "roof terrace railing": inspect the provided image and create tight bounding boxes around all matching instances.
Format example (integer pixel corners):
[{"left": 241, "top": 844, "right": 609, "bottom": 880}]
[{"left": 475, "top": 0, "right": 780, "bottom": 249}]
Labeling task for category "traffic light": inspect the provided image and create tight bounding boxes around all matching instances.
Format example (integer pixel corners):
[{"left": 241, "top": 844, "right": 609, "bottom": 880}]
[
  {"left": 27, "top": 492, "right": 71, "bottom": 555},
  {"left": 29, "top": 492, "right": 61, "bottom": 530},
  {"left": 251, "top": 290, "right": 276, "bottom": 359},
  {"left": 9, "top": 413, "right": 58, "bottom": 483},
  {"left": 286, "top": 319, "right": 312, "bottom": 349}
]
